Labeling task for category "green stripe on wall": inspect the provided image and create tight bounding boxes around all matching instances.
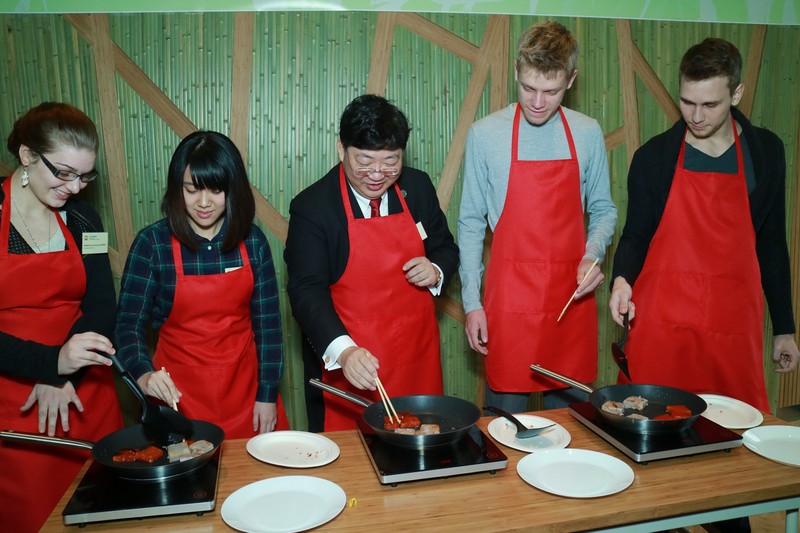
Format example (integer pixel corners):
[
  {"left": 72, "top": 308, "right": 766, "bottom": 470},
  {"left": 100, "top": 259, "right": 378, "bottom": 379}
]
[{"left": 4, "top": 0, "right": 800, "bottom": 25}]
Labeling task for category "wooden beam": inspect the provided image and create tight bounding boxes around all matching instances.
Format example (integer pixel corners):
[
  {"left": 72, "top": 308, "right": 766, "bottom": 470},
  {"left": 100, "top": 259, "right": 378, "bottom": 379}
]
[
  {"left": 253, "top": 185, "right": 289, "bottom": 244},
  {"left": 604, "top": 127, "right": 626, "bottom": 152},
  {"left": 396, "top": 12, "right": 480, "bottom": 64},
  {"left": 631, "top": 42, "right": 679, "bottom": 124},
  {"left": 229, "top": 14, "right": 289, "bottom": 244},
  {"left": 63, "top": 14, "right": 196, "bottom": 139},
  {"left": 108, "top": 247, "right": 122, "bottom": 276},
  {"left": 435, "top": 294, "right": 466, "bottom": 323},
  {"left": 366, "top": 12, "right": 397, "bottom": 96},
  {"left": 436, "top": 57, "right": 489, "bottom": 212},
  {"left": 739, "top": 25, "right": 767, "bottom": 118},
  {"left": 615, "top": 19, "right": 642, "bottom": 166},
  {"left": 488, "top": 15, "right": 510, "bottom": 113},
  {"left": 230, "top": 12, "right": 255, "bottom": 161},
  {"left": 86, "top": 14, "right": 134, "bottom": 268},
  {"left": 437, "top": 15, "right": 506, "bottom": 213}
]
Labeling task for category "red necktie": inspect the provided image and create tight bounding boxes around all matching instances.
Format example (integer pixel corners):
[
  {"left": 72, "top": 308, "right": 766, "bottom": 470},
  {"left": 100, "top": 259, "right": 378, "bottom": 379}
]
[{"left": 369, "top": 197, "right": 381, "bottom": 218}]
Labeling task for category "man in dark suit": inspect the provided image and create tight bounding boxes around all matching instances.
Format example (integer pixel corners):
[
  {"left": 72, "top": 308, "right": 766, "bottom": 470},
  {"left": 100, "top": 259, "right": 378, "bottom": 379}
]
[{"left": 285, "top": 95, "right": 459, "bottom": 432}]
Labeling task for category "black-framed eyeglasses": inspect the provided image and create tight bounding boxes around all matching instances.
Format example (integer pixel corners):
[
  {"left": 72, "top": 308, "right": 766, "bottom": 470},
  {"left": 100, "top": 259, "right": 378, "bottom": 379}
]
[{"left": 39, "top": 154, "right": 98, "bottom": 183}]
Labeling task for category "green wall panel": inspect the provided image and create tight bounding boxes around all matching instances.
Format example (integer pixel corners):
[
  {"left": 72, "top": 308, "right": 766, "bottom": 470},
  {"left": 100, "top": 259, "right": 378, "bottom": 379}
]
[{"left": 0, "top": 12, "right": 797, "bottom": 425}]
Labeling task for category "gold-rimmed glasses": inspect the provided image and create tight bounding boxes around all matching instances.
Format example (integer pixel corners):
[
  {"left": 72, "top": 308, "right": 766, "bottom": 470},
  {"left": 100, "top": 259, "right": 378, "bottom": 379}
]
[{"left": 347, "top": 150, "right": 401, "bottom": 179}]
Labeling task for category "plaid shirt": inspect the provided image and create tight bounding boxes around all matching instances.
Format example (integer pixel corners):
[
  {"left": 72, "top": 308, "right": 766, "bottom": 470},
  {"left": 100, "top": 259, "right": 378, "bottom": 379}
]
[{"left": 115, "top": 219, "right": 283, "bottom": 403}]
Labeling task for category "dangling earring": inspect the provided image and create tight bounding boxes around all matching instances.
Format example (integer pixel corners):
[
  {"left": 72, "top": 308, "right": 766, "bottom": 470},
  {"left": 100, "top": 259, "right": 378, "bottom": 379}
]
[{"left": 21, "top": 166, "right": 29, "bottom": 187}]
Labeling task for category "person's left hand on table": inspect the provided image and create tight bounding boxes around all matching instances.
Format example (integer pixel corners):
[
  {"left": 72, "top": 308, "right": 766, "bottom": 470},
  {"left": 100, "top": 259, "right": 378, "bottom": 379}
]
[
  {"left": 403, "top": 256, "right": 440, "bottom": 288},
  {"left": 573, "top": 257, "right": 604, "bottom": 299},
  {"left": 253, "top": 401, "right": 278, "bottom": 433},
  {"left": 20, "top": 382, "right": 82, "bottom": 436},
  {"left": 773, "top": 334, "right": 799, "bottom": 373}
]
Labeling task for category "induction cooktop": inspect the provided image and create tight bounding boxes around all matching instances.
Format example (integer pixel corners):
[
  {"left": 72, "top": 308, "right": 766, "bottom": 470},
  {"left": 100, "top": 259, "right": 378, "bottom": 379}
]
[
  {"left": 357, "top": 419, "right": 507, "bottom": 485},
  {"left": 568, "top": 401, "right": 742, "bottom": 463},
  {"left": 62, "top": 447, "right": 221, "bottom": 526}
]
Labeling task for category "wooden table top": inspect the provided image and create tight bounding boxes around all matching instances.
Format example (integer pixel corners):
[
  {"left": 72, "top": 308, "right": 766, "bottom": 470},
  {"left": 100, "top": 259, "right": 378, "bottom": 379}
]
[{"left": 42, "top": 409, "right": 800, "bottom": 532}]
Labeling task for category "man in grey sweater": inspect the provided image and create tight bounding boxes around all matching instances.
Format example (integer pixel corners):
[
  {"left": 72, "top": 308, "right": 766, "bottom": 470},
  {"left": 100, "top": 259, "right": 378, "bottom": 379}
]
[{"left": 458, "top": 21, "right": 616, "bottom": 412}]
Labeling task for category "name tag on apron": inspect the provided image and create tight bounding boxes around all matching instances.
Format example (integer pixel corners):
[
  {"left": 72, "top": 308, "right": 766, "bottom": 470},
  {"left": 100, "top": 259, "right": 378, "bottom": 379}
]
[
  {"left": 416, "top": 222, "right": 428, "bottom": 240},
  {"left": 82, "top": 232, "right": 108, "bottom": 254}
]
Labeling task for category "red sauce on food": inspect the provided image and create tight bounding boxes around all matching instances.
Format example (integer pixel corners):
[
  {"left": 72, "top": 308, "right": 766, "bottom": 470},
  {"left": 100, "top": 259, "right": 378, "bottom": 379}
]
[
  {"left": 666, "top": 404, "right": 692, "bottom": 419},
  {"left": 383, "top": 412, "right": 421, "bottom": 430},
  {"left": 112, "top": 445, "right": 164, "bottom": 463},
  {"left": 651, "top": 404, "right": 692, "bottom": 421},
  {"left": 112, "top": 449, "right": 137, "bottom": 462}
]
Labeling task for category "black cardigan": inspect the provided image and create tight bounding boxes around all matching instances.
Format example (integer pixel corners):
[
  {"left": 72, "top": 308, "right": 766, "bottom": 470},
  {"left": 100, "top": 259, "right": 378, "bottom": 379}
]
[
  {"left": 611, "top": 108, "right": 794, "bottom": 334},
  {"left": 0, "top": 178, "right": 117, "bottom": 384}
]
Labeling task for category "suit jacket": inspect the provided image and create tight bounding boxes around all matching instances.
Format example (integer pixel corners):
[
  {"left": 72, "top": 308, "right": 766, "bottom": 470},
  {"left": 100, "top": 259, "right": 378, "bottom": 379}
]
[{"left": 285, "top": 164, "right": 459, "bottom": 356}]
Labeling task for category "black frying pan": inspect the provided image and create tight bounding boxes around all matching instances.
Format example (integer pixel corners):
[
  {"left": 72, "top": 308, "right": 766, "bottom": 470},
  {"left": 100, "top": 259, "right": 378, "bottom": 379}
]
[
  {"left": 0, "top": 419, "right": 224, "bottom": 480},
  {"left": 530, "top": 364, "right": 707, "bottom": 434},
  {"left": 309, "top": 378, "right": 481, "bottom": 448}
]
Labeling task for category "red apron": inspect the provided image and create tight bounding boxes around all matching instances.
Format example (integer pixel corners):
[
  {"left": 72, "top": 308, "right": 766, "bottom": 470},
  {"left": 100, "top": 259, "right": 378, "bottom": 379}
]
[
  {"left": 623, "top": 120, "right": 768, "bottom": 412},
  {"left": 0, "top": 179, "right": 123, "bottom": 533},
  {"left": 484, "top": 105, "right": 597, "bottom": 392},
  {"left": 153, "top": 236, "right": 288, "bottom": 439},
  {"left": 322, "top": 166, "right": 443, "bottom": 431}
]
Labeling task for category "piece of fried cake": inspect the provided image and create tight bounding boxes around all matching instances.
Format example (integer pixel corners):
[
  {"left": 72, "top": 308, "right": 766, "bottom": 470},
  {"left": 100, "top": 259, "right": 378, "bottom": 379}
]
[
  {"left": 623, "top": 395, "right": 648, "bottom": 410},
  {"left": 601, "top": 400, "right": 625, "bottom": 415}
]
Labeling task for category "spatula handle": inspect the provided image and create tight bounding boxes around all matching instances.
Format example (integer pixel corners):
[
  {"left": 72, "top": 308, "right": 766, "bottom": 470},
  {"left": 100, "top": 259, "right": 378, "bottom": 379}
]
[{"left": 530, "top": 364, "right": 594, "bottom": 394}]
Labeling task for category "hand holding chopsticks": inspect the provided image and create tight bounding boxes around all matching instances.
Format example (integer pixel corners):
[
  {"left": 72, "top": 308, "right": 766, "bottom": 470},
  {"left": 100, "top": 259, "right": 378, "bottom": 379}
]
[
  {"left": 557, "top": 257, "right": 600, "bottom": 322},
  {"left": 374, "top": 377, "right": 400, "bottom": 425}
]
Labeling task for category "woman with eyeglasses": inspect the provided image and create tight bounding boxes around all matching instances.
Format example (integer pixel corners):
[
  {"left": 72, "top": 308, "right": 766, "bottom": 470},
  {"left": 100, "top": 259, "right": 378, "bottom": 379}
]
[
  {"left": 115, "top": 131, "right": 289, "bottom": 439},
  {"left": 285, "top": 95, "right": 459, "bottom": 432},
  {"left": 0, "top": 102, "right": 123, "bottom": 532}
]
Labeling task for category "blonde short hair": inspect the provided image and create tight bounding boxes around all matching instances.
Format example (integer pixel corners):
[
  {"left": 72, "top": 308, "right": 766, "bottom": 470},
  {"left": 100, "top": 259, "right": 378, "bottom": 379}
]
[{"left": 516, "top": 21, "right": 578, "bottom": 77}]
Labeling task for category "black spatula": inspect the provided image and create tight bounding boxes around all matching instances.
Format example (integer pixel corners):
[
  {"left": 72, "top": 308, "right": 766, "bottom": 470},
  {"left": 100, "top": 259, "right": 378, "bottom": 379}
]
[
  {"left": 612, "top": 312, "right": 632, "bottom": 381},
  {"left": 110, "top": 354, "right": 193, "bottom": 445}
]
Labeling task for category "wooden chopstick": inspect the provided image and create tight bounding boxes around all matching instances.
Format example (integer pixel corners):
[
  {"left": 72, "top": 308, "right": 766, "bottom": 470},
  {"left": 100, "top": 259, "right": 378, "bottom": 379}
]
[
  {"left": 557, "top": 257, "right": 600, "bottom": 322},
  {"left": 375, "top": 378, "right": 399, "bottom": 424},
  {"left": 374, "top": 379, "right": 393, "bottom": 422},
  {"left": 161, "top": 366, "right": 178, "bottom": 411},
  {"left": 374, "top": 377, "right": 400, "bottom": 424}
]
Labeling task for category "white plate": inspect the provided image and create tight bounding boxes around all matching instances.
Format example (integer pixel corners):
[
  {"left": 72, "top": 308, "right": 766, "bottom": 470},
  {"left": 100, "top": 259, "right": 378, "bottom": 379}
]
[
  {"left": 742, "top": 426, "right": 800, "bottom": 467},
  {"left": 221, "top": 475, "right": 346, "bottom": 533},
  {"left": 517, "top": 449, "right": 634, "bottom": 498},
  {"left": 487, "top": 414, "right": 571, "bottom": 453},
  {"left": 246, "top": 431, "right": 340, "bottom": 468},
  {"left": 698, "top": 394, "right": 763, "bottom": 429}
]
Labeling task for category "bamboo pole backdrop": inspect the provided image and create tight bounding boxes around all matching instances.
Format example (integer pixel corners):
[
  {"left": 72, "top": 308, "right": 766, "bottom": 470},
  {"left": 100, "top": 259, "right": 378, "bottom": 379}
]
[{"left": 0, "top": 13, "right": 797, "bottom": 427}]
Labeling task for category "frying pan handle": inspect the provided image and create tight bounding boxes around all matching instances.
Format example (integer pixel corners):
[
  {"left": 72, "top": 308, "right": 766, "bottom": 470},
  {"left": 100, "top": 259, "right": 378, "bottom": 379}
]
[
  {"left": 0, "top": 430, "right": 94, "bottom": 450},
  {"left": 530, "top": 364, "right": 594, "bottom": 394},
  {"left": 308, "top": 378, "right": 373, "bottom": 408}
]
